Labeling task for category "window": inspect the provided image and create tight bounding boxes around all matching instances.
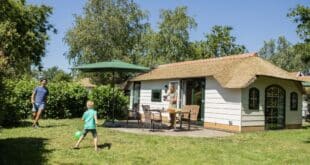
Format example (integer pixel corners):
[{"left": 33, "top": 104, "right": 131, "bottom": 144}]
[
  {"left": 249, "top": 87, "right": 259, "bottom": 110},
  {"left": 151, "top": 89, "right": 162, "bottom": 102},
  {"left": 290, "top": 92, "right": 298, "bottom": 111}
]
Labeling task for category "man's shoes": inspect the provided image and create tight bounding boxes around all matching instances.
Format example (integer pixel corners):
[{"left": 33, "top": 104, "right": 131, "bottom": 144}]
[{"left": 32, "top": 124, "right": 39, "bottom": 128}]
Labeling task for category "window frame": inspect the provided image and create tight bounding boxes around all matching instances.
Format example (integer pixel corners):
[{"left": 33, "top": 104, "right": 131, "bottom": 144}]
[
  {"left": 151, "top": 89, "right": 162, "bottom": 102},
  {"left": 248, "top": 87, "right": 260, "bottom": 110},
  {"left": 290, "top": 92, "right": 298, "bottom": 111}
]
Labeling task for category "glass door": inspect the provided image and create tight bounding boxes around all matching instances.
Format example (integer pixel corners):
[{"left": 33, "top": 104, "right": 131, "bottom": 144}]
[
  {"left": 132, "top": 82, "right": 141, "bottom": 110},
  {"left": 185, "top": 78, "right": 205, "bottom": 121},
  {"left": 265, "top": 85, "right": 285, "bottom": 130}
]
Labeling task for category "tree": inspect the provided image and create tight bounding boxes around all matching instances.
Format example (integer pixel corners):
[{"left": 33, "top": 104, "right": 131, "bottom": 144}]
[
  {"left": 258, "top": 39, "right": 276, "bottom": 59},
  {"left": 0, "top": 0, "right": 56, "bottom": 75},
  {"left": 65, "top": 0, "right": 148, "bottom": 65},
  {"left": 288, "top": 5, "right": 310, "bottom": 70},
  {"left": 157, "top": 6, "right": 197, "bottom": 63},
  {"left": 32, "top": 66, "right": 72, "bottom": 82},
  {"left": 259, "top": 36, "right": 303, "bottom": 71},
  {"left": 204, "top": 25, "right": 247, "bottom": 58},
  {"left": 288, "top": 5, "right": 310, "bottom": 43},
  {"left": 189, "top": 40, "right": 208, "bottom": 60}
]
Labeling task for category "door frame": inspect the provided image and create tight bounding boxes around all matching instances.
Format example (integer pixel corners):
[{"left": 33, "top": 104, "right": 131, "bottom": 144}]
[
  {"left": 132, "top": 81, "right": 141, "bottom": 110},
  {"left": 180, "top": 78, "right": 205, "bottom": 121},
  {"left": 264, "top": 85, "right": 286, "bottom": 130}
]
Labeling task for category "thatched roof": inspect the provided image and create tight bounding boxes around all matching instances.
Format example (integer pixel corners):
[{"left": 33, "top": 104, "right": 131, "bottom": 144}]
[
  {"left": 131, "top": 53, "right": 301, "bottom": 88},
  {"left": 289, "top": 72, "right": 310, "bottom": 84},
  {"left": 297, "top": 76, "right": 310, "bottom": 83}
]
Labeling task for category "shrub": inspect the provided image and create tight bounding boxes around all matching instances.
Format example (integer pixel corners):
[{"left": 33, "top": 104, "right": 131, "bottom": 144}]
[
  {"left": 88, "top": 85, "right": 129, "bottom": 120},
  {"left": 45, "top": 82, "right": 88, "bottom": 119},
  {"left": 0, "top": 78, "right": 129, "bottom": 126},
  {"left": 0, "top": 77, "right": 35, "bottom": 126}
]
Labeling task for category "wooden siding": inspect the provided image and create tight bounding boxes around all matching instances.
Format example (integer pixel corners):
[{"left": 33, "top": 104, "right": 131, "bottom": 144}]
[
  {"left": 139, "top": 80, "right": 180, "bottom": 110},
  {"left": 205, "top": 77, "right": 242, "bottom": 126},
  {"left": 302, "top": 100, "right": 308, "bottom": 117},
  {"left": 241, "top": 76, "right": 303, "bottom": 127},
  {"left": 128, "top": 83, "right": 133, "bottom": 110}
]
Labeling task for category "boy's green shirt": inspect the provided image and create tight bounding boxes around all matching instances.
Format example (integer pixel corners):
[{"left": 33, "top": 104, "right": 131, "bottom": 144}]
[{"left": 82, "top": 109, "right": 97, "bottom": 129}]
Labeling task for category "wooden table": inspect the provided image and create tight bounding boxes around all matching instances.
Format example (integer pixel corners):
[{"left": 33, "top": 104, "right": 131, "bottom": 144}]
[{"left": 167, "top": 108, "right": 181, "bottom": 129}]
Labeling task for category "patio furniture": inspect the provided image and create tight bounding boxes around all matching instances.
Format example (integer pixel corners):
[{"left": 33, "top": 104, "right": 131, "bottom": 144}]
[
  {"left": 142, "top": 105, "right": 152, "bottom": 128},
  {"left": 167, "top": 108, "right": 181, "bottom": 129},
  {"left": 150, "top": 109, "right": 163, "bottom": 131},
  {"left": 142, "top": 105, "right": 163, "bottom": 131},
  {"left": 126, "top": 103, "right": 141, "bottom": 127},
  {"left": 180, "top": 105, "right": 200, "bottom": 130}
]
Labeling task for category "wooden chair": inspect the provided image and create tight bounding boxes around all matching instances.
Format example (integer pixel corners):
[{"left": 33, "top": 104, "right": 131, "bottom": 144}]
[
  {"left": 126, "top": 103, "right": 141, "bottom": 127},
  {"left": 179, "top": 105, "right": 200, "bottom": 130},
  {"left": 142, "top": 105, "right": 152, "bottom": 128},
  {"left": 142, "top": 105, "right": 163, "bottom": 131},
  {"left": 150, "top": 110, "right": 163, "bottom": 131}
]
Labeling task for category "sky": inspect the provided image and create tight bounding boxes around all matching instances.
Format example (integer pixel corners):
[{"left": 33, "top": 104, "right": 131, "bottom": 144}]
[{"left": 27, "top": 0, "right": 309, "bottom": 72}]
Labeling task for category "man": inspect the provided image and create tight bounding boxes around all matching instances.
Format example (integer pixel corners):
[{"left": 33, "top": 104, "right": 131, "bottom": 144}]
[{"left": 31, "top": 78, "right": 49, "bottom": 128}]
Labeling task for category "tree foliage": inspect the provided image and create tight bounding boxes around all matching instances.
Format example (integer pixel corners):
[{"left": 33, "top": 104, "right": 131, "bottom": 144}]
[
  {"left": 189, "top": 26, "right": 247, "bottom": 59},
  {"left": 157, "top": 6, "right": 197, "bottom": 63},
  {"left": 288, "top": 5, "right": 310, "bottom": 70},
  {"left": 65, "top": 0, "right": 148, "bottom": 65},
  {"left": 288, "top": 5, "right": 310, "bottom": 43},
  {"left": 0, "top": 0, "right": 56, "bottom": 75},
  {"left": 204, "top": 26, "right": 247, "bottom": 58},
  {"left": 259, "top": 36, "right": 303, "bottom": 71},
  {"left": 258, "top": 5, "right": 310, "bottom": 72},
  {"left": 32, "top": 66, "right": 72, "bottom": 82}
]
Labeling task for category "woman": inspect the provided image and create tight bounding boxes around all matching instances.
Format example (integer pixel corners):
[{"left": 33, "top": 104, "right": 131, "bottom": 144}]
[{"left": 167, "top": 84, "right": 178, "bottom": 128}]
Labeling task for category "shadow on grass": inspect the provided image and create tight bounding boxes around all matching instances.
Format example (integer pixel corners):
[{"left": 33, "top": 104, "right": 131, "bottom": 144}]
[
  {"left": 3, "top": 120, "right": 67, "bottom": 129},
  {"left": 39, "top": 124, "right": 67, "bottom": 128},
  {"left": 304, "top": 140, "right": 310, "bottom": 143},
  {"left": 79, "top": 143, "right": 112, "bottom": 150},
  {"left": 302, "top": 125, "right": 310, "bottom": 129},
  {"left": 0, "top": 137, "right": 51, "bottom": 165},
  {"left": 99, "top": 143, "right": 112, "bottom": 150}
]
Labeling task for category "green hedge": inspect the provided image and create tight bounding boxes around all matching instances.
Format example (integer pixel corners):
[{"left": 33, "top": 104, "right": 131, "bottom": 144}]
[
  {"left": 0, "top": 78, "right": 129, "bottom": 126},
  {"left": 88, "top": 85, "right": 129, "bottom": 120},
  {"left": 43, "top": 82, "right": 89, "bottom": 119}
]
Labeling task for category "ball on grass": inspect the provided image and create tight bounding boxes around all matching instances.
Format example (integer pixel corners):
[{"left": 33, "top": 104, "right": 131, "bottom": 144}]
[{"left": 74, "top": 131, "right": 83, "bottom": 140}]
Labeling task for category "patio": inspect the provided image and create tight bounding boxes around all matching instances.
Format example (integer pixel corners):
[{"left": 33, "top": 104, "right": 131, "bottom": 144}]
[{"left": 107, "top": 121, "right": 234, "bottom": 138}]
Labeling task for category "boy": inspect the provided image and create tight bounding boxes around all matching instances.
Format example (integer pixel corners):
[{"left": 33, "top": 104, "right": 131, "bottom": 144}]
[
  {"left": 74, "top": 100, "right": 99, "bottom": 151},
  {"left": 31, "top": 78, "right": 49, "bottom": 128}
]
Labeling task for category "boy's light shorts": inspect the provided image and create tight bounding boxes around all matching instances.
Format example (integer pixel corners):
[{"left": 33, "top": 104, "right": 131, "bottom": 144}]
[
  {"left": 82, "top": 129, "right": 97, "bottom": 138},
  {"left": 32, "top": 103, "right": 46, "bottom": 112}
]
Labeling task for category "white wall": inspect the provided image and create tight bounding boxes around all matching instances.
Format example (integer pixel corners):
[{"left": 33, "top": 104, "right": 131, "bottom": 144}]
[
  {"left": 128, "top": 82, "right": 133, "bottom": 110},
  {"left": 241, "top": 76, "right": 303, "bottom": 126},
  {"left": 204, "top": 77, "right": 242, "bottom": 126},
  {"left": 139, "top": 80, "right": 179, "bottom": 111},
  {"left": 302, "top": 99, "right": 308, "bottom": 117}
]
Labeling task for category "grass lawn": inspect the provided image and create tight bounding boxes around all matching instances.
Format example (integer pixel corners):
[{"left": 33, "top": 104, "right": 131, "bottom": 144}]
[{"left": 0, "top": 119, "right": 309, "bottom": 164}]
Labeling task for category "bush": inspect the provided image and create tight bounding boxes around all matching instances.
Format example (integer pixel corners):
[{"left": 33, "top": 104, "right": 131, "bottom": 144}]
[
  {"left": 88, "top": 85, "right": 129, "bottom": 120},
  {"left": 45, "top": 82, "right": 88, "bottom": 119},
  {"left": 0, "top": 77, "right": 35, "bottom": 126},
  {"left": 0, "top": 78, "right": 129, "bottom": 126}
]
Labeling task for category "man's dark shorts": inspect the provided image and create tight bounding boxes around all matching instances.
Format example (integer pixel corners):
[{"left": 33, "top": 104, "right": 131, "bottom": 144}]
[{"left": 82, "top": 129, "right": 97, "bottom": 138}]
